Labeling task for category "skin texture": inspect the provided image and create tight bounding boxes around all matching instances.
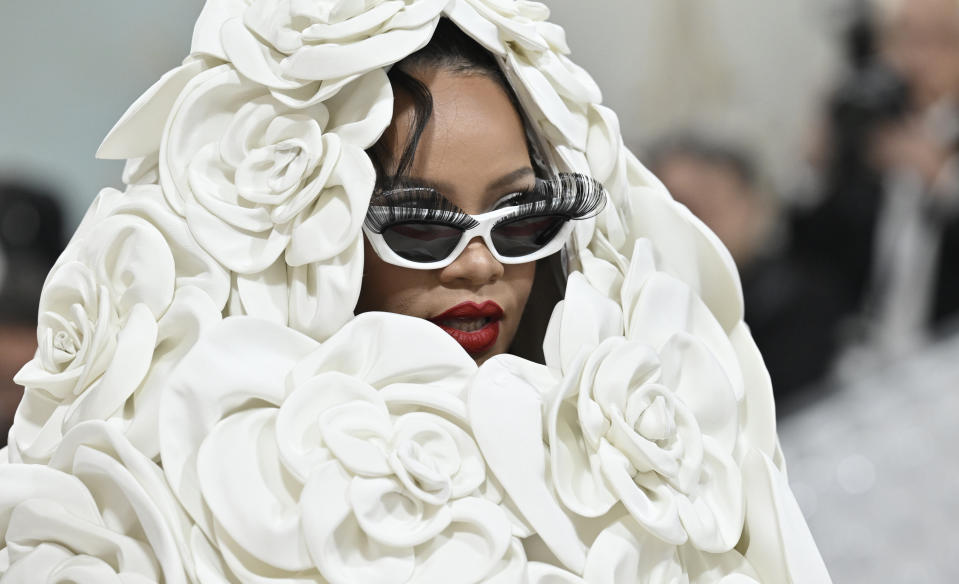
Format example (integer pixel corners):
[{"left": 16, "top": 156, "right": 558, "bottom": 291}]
[{"left": 355, "top": 68, "right": 537, "bottom": 364}]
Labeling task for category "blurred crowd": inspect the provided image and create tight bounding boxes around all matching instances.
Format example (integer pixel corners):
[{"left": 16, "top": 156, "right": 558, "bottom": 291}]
[
  {"left": 3, "top": 0, "right": 959, "bottom": 445},
  {"left": 0, "top": 183, "right": 64, "bottom": 447},
  {"left": 650, "top": 0, "right": 959, "bottom": 413}
]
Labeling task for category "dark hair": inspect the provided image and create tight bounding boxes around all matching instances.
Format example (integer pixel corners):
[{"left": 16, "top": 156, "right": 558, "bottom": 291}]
[
  {"left": 366, "top": 18, "right": 563, "bottom": 363},
  {"left": 368, "top": 18, "right": 551, "bottom": 188}
]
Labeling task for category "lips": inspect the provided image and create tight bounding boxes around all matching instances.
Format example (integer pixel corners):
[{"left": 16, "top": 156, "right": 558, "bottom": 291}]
[{"left": 429, "top": 301, "right": 504, "bottom": 356}]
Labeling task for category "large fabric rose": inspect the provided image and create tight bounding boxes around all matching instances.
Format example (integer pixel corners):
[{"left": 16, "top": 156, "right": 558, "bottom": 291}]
[
  {"left": 543, "top": 244, "right": 745, "bottom": 553},
  {"left": 190, "top": 0, "right": 447, "bottom": 105},
  {"left": 160, "top": 64, "right": 387, "bottom": 274},
  {"left": 468, "top": 353, "right": 766, "bottom": 580},
  {"left": 0, "top": 422, "right": 195, "bottom": 583},
  {"left": 161, "top": 314, "right": 521, "bottom": 583},
  {"left": 10, "top": 185, "right": 227, "bottom": 462}
]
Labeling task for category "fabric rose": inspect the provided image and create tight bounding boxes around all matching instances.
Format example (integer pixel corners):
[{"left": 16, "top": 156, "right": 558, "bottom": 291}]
[
  {"left": 190, "top": 0, "right": 447, "bottom": 105},
  {"left": 577, "top": 105, "right": 781, "bottom": 489},
  {"left": 542, "top": 240, "right": 745, "bottom": 554},
  {"left": 446, "top": 0, "right": 601, "bottom": 166},
  {"left": 161, "top": 314, "right": 520, "bottom": 583},
  {"left": 0, "top": 422, "right": 195, "bottom": 583},
  {"left": 10, "top": 185, "right": 227, "bottom": 463},
  {"left": 160, "top": 64, "right": 388, "bottom": 275}
]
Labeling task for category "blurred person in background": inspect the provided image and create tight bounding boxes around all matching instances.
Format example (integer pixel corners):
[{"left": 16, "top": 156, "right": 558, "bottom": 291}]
[
  {"left": 792, "top": 0, "right": 959, "bottom": 363},
  {"left": 0, "top": 182, "right": 64, "bottom": 448},
  {"left": 649, "top": 133, "right": 844, "bottom": 409}
]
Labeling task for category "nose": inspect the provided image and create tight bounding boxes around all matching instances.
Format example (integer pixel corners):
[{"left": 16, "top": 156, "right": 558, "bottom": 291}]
[{"left": 438, "top": 237, "right": 504, "bottom": 286}]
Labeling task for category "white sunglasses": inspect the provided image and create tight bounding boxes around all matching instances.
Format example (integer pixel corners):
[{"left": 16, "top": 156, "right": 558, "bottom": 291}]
[{"left": 362, "top": 173, "right": 605, "bottom": 270}]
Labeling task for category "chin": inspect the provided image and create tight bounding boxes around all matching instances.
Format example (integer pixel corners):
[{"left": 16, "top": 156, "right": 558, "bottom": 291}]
[
  {"left": 472, "top": 350, "right": 497, "bottom": 365},
  {"left": 471, "top": 337, "right": 513, "bottom": 365}
]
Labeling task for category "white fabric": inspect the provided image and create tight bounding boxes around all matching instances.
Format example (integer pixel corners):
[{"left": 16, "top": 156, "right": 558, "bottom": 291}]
[{"left": 3, "top": 1, "right": 830, "bottom": 582}]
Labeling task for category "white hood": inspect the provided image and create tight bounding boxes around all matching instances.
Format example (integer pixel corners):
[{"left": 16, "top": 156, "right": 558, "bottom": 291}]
[{"left": 2, "top": 2, "right": 830, "bottom": 583}]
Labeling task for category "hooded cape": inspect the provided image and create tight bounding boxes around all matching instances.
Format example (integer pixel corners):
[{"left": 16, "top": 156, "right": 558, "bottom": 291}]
[{"left": 1, "top": 1, "right": 830, "bottom": 582}]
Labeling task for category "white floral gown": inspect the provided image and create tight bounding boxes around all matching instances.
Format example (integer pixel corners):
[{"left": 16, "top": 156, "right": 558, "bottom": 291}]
[{"left": 0, "top": 1, "right": 831, "bottom": 583}]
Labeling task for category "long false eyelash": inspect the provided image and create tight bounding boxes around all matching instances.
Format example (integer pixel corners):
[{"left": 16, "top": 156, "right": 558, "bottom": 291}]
[
  {"left": 364, "top": 188, "right": 479, "bottom": 234},
  {"left": 496, "top": 173, "right": 607, "bottom": 221}
]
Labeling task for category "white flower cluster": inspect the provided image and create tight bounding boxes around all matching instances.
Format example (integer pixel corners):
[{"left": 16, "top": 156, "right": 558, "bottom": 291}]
[{"left": 1, "top": 1, "right": 830, "bottom": 582}]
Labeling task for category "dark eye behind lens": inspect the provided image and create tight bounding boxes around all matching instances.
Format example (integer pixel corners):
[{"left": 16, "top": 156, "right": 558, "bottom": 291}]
[
  {"left": 488, "top": 173, "right": 606, "bottom": 225},
  {"left": 382, "top": 223, "right": 463, "bottom": 263},
  {"left": 364, "top": 189, "right": 478, "bottom": 235},
  {"left": 491, "top": 215, "right": 567, "bottom": 257}
]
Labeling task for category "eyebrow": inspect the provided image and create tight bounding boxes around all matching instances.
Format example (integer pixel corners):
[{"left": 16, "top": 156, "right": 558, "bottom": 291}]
[
  {"left": 382, "top": 167, "right": 537, "bottom": 215},
  {"left": 393, "top": 167, "right": 535, "bottom": 195},
  {"left": 485, "top": 167, "right": 535, "bottom": 193}
]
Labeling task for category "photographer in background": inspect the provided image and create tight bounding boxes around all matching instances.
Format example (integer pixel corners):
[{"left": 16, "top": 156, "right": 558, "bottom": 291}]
[
  {"left": 792, "top": 0, "right": 959, "bottom": 363},
  {"left": 0, "top": 182, "right": 65, "bottom": 448}
]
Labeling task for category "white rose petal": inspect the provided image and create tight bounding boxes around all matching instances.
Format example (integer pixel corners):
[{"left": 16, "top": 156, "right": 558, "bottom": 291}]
[
  {"left": 469, "top": 355, "right": 588, "bottom": 575},
  {"left": 619, "top": 186, "right": 744, "bottom": 332},
  {"left": 230, "top": 235, "right": 363, "bottom": 342},
  {"left": 445, "top": 0, "right": 550, "bottom": 55},
  {"left": 97, "top": 59, "right": 210, "bottom": 161},
  {"left": 582, "top": 519, "right": 685, "bottom": 584},
  {"left": 301, "top": 461, "right": 417, "bottom": 584},
  {"left": 542, "top": 271, "right": 623, "bottom": 375},
  {"left": 739, "top": 450, "right": 833, "bottom": 584},
  {"left": 190, "top": 0, "right": 252, "bottom": 60},
  {"left": 0, "top": 422, "right": 194, "bottom": 584},
  {"left": 206, "top": 0, "right": 446, "bottom": 100}
]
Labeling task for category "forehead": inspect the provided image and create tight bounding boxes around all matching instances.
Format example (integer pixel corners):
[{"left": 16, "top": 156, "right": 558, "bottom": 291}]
[{"left": 387, "top": 69, "right": 534, "bottom": 213}]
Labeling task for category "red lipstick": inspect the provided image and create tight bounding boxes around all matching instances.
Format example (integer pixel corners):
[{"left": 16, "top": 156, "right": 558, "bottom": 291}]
[{"left": 429, "top": 301, "right": 504, "bottom": 356}]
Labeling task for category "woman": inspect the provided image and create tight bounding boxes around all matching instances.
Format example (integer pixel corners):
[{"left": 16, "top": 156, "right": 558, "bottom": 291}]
[
  {"left": 0, "top": 3, "right": 829, "bottom": 583},
  {"left": 357, "top": 19, "right": 602, "bottom": 363}
]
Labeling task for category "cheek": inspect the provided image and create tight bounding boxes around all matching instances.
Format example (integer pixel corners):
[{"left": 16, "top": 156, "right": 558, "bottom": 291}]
[
  {"left": 500, "top": 261, "right": 537, "bottom": 334},
  {"left": 505, "top": 262, "right": 537, "bottom": 306},
  {"left": 356, "top": 239, "right": 430, "bottom": 315}
]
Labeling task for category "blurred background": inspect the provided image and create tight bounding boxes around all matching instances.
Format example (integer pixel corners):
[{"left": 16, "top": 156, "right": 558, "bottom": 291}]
[{"left": 2, "top": 0, "right": 958, "bottom": 580}]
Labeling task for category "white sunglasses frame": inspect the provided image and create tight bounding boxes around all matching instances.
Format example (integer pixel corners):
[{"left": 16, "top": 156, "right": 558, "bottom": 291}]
[{"left": 362, "top": 205, "right": 576, "bottom": 270}]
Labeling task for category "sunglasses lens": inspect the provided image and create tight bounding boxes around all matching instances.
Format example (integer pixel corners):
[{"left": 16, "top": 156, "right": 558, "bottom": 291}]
[
  {"left": 382, "top": 223, "right": 463, "bottom": 263},
  {"left": 491, "top": 215, "right": 568, "bottom": 258}
]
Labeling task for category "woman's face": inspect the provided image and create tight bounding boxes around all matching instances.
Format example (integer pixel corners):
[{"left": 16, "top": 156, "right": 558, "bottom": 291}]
[{"left": 356, "top": 68, "right": 537, "bottom": 363}]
